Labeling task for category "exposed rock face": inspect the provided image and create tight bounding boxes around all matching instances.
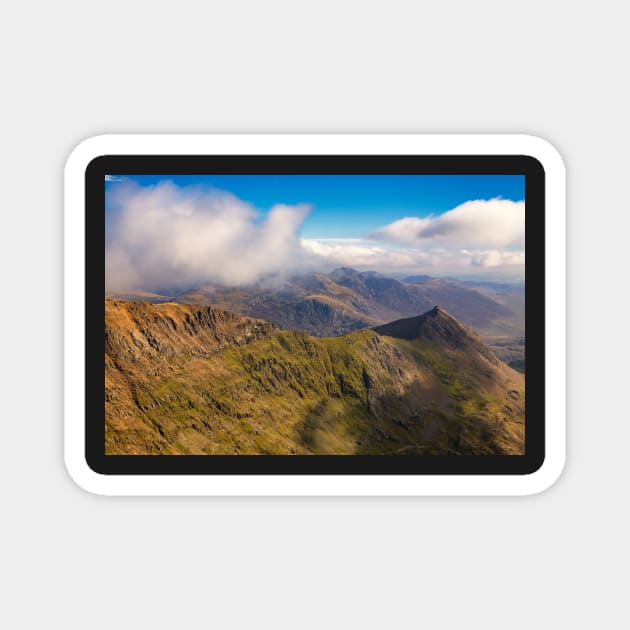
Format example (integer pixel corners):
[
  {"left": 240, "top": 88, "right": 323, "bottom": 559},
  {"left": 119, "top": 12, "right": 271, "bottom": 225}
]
[
  {"left": 293, "top": 298, "right": 372, "bottom": 336},
  {"left": 105, "top": 299, "right": 525, "bottom": 457},
  {"left": 105, "top": 299, "right": 276, "bottom": 361},
  {"left": 160, "top": 267, "right": 516, "bottom": 338},
  {"left": 372, "top": 306, "right": 499, "bottom": 365}
]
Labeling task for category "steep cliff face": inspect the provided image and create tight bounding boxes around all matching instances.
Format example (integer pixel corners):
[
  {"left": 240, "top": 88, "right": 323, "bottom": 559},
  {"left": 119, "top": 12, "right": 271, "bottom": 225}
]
[
  {"left": 105, "top": 299, "right": 276, "bottom": 360},
  {"left": 105, "top": 300, "right": 525, "bottom": 456}
]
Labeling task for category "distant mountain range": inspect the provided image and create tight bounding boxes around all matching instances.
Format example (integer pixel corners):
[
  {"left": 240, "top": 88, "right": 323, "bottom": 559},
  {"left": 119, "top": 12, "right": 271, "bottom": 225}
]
[
  {"left": 108, "top": 267, "right": 526, "bottom": 371},
  {"left": 105, "top": 299, "right": 525, "bottom": 455},
  {"left": 142, "top": 267, "right": 521, "bottom": 338}
]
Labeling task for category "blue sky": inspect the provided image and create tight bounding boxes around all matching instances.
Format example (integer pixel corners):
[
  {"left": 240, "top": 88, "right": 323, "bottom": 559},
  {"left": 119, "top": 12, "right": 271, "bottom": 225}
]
[
  {"left": 105, "top": 174, "right": 526, "bottom": 290},
  {"left": 106, "top": 174, "right": 524, "bottom": 239}
]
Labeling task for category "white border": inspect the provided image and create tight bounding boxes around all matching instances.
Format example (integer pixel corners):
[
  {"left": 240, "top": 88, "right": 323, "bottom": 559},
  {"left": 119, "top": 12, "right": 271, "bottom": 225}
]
[{"left": 64, "top": 134, "right": 565, "bottom": 496}]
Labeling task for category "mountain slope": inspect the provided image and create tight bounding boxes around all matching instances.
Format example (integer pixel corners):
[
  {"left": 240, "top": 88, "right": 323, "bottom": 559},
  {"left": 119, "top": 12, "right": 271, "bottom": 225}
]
[
  {"left": 372, "top": 306, "right": 498, "bottom": 363},
  {"left": 105, "top": 299, "right": 525, "bottom": 456},
  {"left": 167, "top": 268, "right": 516, "bottom": 339}
]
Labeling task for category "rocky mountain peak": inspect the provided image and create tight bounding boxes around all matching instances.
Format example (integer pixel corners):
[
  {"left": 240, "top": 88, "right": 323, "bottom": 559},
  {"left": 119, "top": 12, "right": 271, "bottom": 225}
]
[{"left": 371, "top": 305, "right": 495, "bottom": 360}]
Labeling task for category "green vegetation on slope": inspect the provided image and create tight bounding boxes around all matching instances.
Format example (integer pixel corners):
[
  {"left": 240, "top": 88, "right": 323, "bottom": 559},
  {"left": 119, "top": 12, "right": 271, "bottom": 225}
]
[{"left": 105, "top": 300, "right": 525, "bottom": 456}]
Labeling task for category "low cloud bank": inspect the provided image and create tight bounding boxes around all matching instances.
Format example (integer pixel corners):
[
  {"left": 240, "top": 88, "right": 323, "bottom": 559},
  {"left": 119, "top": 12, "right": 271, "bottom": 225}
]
[{"left": 106, "top": 180, "right": 311, "bottom": 292}]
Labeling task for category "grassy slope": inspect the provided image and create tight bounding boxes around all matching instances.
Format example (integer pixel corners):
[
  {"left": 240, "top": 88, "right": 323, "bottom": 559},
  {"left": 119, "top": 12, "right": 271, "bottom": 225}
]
[{"left": 105, "top": 300, "right": 525, "bottom": 456}]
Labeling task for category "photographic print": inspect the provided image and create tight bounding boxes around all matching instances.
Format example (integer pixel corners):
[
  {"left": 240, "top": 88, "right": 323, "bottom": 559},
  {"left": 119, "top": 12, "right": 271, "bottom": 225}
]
[{"left": 104, "top": 173, "right": 526, "bottom": 457}]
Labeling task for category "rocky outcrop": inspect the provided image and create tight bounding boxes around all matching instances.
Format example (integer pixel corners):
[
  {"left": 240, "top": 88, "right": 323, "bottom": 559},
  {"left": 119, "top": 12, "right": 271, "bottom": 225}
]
[{"left": 105, "top": 301, "right": 525, "bottom": 456}]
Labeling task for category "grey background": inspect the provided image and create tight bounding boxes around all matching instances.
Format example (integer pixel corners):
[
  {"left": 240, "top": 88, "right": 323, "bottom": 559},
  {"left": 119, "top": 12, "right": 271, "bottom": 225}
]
[{"left": 2, "top": 1, "right": 627, "bottom": 628}]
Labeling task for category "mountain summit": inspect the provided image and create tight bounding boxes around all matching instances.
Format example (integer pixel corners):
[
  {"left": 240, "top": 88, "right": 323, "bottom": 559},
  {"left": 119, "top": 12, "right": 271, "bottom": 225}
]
[
  {"left": 373, "top": 306, "right": 461, "bottom": 341},
  {"left": 105, "top": 299, "right": 524, "bottom": 456},
  {"left": 372, "top": 306, "right": 499, "bottom": 364}
]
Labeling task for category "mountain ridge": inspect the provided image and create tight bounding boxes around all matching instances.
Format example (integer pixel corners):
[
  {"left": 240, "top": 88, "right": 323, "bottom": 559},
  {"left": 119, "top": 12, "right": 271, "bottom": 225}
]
[
  {"left": 136, "top": 268, "right": 519, "bottom": 339},
  {"left": 372, "top": 305, "right": 499, "bottom": 364},
  {"left": 105, "top": 299, "right": 525, "bottom": 456}
]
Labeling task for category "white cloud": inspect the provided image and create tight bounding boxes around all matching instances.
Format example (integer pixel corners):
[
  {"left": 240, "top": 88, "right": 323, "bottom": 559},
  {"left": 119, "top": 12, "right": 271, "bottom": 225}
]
[
  {"left": 301, "top": 238, "right": 524, "bottom": 279},
  {"left": 106, "top": 185, "right": 525, "bottom": 293},
  {"left": 301, "top": 239, "right": 433, "bottom": 270},
  {"left": 105, "top": 175, "right": 127, "bottom": 182},
  {"left": 106, "top": 180, "right": 311, "bottom": 292},
  {"left": 368, "top": 217, "right": 433, "bottom": 245},
  {"left": 370, "top": 198, "right": 524, "bottom": 249},
  {"left": 363, "top": 198, "right": 524, "bottom": 278},
  {"left": 464, "top": 249, "right": 525, "bottom": 268}
]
